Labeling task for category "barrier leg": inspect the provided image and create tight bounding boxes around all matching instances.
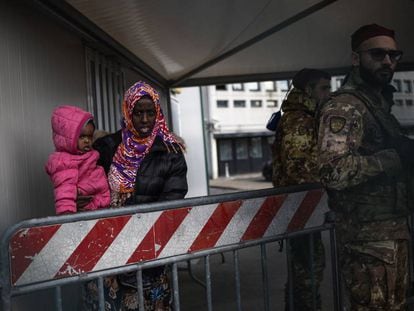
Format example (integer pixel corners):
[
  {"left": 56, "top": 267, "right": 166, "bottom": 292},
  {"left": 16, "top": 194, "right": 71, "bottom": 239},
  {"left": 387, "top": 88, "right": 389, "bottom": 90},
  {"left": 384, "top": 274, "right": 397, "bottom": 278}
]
[
  {"left": 137, "top": 268, "right": 145, "bottom": 311},
  {"left": 205, "top": 255, "right": 213, "bottom": 311},
  {"left": 54, "top": 286, "right": 63, "bottom": 311},
  {"left": 261, "top": 243, "right": 270, "bottom": 311},
  {"left": 234, "top": 250, "right": 242, "bottom": 311},
  {"left": 97, "top": 277, "right": 105, "bottom": 311},
  {"left": 329, "top": 227, "right": 342, "bottom": 311},
  {"left": 172, "top": 263, "right": 180, "bottom": 311},
  {"left": 286, "top": 238, "right": 294, "bottom": 311}
]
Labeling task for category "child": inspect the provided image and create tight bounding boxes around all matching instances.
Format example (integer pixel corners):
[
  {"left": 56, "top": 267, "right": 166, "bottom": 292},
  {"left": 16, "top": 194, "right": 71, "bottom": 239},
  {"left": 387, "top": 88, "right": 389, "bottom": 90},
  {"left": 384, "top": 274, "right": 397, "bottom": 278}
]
[{"left": 45, "top": 105, "right": 110, "bottom": 214}]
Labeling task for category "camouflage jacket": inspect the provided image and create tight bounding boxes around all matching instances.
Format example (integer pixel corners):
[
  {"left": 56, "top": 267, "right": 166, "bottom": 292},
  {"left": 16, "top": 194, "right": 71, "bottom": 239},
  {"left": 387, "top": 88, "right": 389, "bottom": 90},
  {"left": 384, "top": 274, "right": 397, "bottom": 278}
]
[
  {"left": 272, "top": 88, "right": 319, "bottom": 187},
  {"left": 317, "top": 68, "right": 410, "bottom": 241}
]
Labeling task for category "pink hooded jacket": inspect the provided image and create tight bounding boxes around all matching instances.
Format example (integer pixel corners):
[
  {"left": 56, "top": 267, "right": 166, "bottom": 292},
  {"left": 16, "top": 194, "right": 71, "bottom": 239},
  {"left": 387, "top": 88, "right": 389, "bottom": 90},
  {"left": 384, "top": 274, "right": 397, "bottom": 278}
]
[{"left": 45, "top": 105, "right": 110, "bottom": 214}]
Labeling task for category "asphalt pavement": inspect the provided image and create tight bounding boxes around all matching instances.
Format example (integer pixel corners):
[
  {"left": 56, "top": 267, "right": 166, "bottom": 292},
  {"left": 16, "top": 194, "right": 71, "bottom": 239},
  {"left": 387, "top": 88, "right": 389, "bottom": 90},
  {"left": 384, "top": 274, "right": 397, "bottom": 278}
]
[{"left": 209, "top": 173, "right": 273, "bottom": 193}]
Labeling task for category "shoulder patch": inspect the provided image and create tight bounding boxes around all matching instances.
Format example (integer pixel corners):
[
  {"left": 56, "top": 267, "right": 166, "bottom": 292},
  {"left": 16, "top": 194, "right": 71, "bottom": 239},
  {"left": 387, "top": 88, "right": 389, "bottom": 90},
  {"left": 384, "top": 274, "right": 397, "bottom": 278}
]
[{"left": 329, "top": 116, "right": 346, "bottom": 133}]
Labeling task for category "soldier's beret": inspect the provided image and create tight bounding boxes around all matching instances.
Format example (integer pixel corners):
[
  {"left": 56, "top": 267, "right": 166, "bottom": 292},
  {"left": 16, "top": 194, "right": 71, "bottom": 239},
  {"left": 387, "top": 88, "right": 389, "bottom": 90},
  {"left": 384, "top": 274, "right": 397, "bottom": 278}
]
[{"left": 351, "top": 24, "right": 395, "bottom": 51}]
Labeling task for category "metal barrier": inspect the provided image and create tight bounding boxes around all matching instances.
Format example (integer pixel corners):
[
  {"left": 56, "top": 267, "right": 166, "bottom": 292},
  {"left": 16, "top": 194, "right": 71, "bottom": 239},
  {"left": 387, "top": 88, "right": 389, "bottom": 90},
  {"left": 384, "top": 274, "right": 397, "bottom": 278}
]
[{"left": 1, "top": 184, "right": 341, "bottom": 310}]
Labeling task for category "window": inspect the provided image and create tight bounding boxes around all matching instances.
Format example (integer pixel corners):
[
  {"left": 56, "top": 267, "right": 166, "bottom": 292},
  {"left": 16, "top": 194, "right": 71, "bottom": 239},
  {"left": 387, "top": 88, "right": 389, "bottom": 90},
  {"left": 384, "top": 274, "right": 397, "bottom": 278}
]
[
  {"left": 217, "top": 100, "right": 228, "bottom": 108},
  {"left": 234, "top": 100, "right": 246, "bottom": 108},
  {"left": 393, "top": 79, "right": 402, "bottom": 92},
  {"left": 267, "top": 136, "right": 274, "bottom": 145},
  {"left": 236, "top": 139, "right": 249, "bottom": 160},
  {"left": 263, "top": 81, "right": 277, "bottom": 91},
  {"left": 266, "top": 100, "right": 278, "bottom": 108},
  {"left": 250, "top": 100, "right": 262, "bottom": 108},
  {"left": 216, "top": 84, "right": 227, "bottom": 91},
  {"left": 232, "top": 83, "right": 244, "bottom": 91},
  {"left": 246, "top": 82, "right": 261, "bottom": 91},
  {"left": 406, "top": 99, "right": 413, "bottom": 106},
  {"left": 250, "top": 137, "right": 263, "bottom": 158},
  {"left": 86, "top": 48, "right": 125, "bottom": 132},
  {"left": 395, "top": 99, "right": 403, "bottom": 106},
  {"left": 219, "top": 140, "right": 233, "bottom": 161},
  {"left": 403, "top": 80, "right": 412, "bottom": 93},
  {"left": 336, "top": 78, "right": 344, "bottom": 89},
  {"left": 277, "top": 80, "right": 289, "bottom": 91}
]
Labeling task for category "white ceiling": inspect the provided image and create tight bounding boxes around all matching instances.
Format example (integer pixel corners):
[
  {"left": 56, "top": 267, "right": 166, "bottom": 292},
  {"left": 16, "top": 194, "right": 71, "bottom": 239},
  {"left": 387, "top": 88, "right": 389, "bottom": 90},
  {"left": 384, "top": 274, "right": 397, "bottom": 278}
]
[{"left": 65, "top": 0, "right": 414, "bottom": 86}]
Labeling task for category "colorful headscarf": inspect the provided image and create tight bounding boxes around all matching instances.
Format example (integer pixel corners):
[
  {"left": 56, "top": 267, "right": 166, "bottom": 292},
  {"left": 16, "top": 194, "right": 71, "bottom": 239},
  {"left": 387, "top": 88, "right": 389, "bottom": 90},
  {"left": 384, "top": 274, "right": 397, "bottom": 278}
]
[{"left": 108, "top": 81, "right": 182, "bottom": 207}]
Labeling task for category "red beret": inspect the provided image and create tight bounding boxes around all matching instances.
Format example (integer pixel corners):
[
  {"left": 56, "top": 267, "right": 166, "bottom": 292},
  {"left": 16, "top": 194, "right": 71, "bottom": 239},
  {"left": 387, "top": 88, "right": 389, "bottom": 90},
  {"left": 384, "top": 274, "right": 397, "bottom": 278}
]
[{"left": 351, "top": 24, "right": 395, "bottom": 51}]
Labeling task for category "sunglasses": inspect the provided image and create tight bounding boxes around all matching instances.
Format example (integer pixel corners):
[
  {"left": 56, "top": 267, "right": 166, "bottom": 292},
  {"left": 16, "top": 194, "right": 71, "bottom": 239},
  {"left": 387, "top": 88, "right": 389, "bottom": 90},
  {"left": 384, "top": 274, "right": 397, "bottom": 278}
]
[{"left": 358, "top": 48, "right": 403, "bottom": 62}]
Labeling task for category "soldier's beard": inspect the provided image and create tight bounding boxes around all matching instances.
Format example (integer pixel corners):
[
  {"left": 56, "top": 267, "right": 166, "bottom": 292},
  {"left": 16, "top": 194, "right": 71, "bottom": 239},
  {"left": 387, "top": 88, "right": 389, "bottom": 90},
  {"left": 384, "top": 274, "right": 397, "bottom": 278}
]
[{"left": 359, "top": 64, "right": 394, "bottom": 88}]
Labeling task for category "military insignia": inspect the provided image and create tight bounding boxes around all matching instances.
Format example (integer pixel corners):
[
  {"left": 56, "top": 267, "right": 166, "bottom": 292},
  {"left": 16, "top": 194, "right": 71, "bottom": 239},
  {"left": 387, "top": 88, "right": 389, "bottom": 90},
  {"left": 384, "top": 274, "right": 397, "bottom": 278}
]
[{"left": 329, "top": 116, "right": 346, "bottom": 133}]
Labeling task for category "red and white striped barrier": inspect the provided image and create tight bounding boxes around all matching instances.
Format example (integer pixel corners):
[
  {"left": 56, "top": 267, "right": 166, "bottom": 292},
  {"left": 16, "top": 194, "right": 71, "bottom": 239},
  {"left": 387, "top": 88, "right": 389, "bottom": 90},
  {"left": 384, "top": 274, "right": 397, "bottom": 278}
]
[{"left": 9, "top": 189, "right": 328, "bottom": 286}]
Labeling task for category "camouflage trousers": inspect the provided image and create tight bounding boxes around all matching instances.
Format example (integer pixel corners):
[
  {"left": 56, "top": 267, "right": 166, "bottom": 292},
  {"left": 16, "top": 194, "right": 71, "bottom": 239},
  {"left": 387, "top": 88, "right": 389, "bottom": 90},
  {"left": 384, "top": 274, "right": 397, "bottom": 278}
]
[
  {"left": 285, "top": 232, "right": 325, "bottom": 311},
  {"left": 340, "top": 239, "right": 408, "bottom": 311}
]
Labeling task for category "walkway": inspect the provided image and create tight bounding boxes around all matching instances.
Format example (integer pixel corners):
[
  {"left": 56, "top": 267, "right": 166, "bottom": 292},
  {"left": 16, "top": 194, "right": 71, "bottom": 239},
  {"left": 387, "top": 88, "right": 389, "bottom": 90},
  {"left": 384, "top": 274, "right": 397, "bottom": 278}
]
[{"left": 209, "top": 173, "right": 273, "bottom": 191}]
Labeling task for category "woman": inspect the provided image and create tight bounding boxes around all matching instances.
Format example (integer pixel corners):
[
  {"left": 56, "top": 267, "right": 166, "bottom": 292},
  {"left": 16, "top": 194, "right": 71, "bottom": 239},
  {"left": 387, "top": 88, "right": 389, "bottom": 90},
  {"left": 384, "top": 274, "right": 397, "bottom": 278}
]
[{"left": 84, "top": 81, "right": 188, "bottom": 311}]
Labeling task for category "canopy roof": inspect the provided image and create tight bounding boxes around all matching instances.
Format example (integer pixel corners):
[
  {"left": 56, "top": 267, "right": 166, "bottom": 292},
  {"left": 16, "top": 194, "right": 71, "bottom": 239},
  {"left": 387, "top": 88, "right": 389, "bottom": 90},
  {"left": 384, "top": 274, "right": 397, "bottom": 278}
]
[{"left": 43, "top": 0, "right": 414, "bottom": 87}]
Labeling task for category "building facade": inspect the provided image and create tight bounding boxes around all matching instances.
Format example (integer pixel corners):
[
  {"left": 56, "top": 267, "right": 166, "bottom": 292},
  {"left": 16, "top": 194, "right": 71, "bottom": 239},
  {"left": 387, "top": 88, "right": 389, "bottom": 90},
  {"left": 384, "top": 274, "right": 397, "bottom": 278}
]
[
  {"left": 204, "top": 72, "right": 414, "bottom": 179},
  {"left": 391, "top": 71, "right": 414, "bottom": 134},
  {"left": 202, "top": 81, "right": 289, "bottom": 178}
]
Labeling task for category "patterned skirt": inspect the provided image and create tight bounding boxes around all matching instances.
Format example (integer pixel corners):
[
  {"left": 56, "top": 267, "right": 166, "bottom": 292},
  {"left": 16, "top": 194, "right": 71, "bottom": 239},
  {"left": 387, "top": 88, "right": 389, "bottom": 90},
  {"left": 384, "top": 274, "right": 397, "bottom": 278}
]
[{"left": 83, "top": 266, "right": 171, "bottom": 311}]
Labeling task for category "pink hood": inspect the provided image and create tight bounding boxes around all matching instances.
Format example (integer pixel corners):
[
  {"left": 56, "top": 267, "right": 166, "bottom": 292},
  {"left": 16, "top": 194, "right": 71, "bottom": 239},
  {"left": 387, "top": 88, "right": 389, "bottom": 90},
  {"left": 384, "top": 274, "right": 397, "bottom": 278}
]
[{"left": 51, "top": 105, "right": 93, "bottom": 154}]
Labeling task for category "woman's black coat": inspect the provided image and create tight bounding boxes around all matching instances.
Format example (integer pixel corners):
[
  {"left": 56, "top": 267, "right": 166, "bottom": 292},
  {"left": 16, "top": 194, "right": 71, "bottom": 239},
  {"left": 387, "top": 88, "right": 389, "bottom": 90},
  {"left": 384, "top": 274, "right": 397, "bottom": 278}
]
[{"left": 93, "top": 130, "right": 188, "bottom": 204}]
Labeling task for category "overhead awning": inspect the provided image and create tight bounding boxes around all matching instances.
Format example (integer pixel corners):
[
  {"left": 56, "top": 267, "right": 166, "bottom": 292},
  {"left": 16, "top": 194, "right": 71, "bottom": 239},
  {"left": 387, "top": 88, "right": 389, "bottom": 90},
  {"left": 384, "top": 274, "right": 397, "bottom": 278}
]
[{"left": 38, "top": 0, "right": 414, "bottom": 87}]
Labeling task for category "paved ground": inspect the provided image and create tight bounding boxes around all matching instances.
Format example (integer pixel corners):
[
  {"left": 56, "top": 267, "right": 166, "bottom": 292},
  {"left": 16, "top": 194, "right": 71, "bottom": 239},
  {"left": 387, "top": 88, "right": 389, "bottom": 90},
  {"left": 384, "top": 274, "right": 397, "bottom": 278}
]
[{"left": 209, "top": 173, "right": 273, "bottom": 192}]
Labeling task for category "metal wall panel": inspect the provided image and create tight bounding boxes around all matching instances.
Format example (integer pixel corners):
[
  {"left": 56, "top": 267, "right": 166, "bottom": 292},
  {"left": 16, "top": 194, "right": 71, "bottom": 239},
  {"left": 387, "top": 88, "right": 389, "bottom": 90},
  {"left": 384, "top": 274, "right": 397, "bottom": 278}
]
[{"left": 0, "top": 1, "right": 87, "bottom": 234}]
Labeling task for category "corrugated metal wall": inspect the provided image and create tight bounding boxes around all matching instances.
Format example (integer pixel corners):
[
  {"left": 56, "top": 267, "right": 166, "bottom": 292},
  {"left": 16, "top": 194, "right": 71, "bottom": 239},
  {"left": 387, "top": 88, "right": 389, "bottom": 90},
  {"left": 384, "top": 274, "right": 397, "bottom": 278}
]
[
  {"left": 0, "top": 1, "right": 88, "bottom": 234},
  {"left": 0, "top": 2, "right": 172, "bottom": 309}
]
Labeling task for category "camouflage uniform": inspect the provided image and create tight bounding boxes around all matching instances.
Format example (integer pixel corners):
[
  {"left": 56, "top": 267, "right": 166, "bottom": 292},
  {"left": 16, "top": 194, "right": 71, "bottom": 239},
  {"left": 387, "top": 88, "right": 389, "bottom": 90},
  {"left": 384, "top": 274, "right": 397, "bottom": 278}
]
[
  {"left": 272, "top": 88, "right": 325, "bottom": 311},
  {"left": 318, "top": 68, "right": 411, "bottom": 310}
]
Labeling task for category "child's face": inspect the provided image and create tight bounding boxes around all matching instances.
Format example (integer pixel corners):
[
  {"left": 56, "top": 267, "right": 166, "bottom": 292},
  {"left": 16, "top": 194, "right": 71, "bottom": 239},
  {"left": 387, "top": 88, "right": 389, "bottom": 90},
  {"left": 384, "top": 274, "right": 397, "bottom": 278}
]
[{"left": 78, "top": 122, "right": 95, "bottom": 153}]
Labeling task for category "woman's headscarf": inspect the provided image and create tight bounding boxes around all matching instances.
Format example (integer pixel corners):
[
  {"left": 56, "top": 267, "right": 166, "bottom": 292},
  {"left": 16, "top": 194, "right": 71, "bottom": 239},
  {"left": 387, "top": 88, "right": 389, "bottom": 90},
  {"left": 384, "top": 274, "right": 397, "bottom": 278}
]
[{"left": 108, "top": 81, "right": 182, "bottom": 207}]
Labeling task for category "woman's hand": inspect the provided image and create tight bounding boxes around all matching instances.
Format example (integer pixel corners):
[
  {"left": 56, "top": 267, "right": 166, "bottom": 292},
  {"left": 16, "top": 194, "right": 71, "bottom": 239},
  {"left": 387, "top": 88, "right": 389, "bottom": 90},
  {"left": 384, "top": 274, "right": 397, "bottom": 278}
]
[
  {"left": 76, "top": 190, "right": 93, "bottom": 211},
  {"left": 110, "top": 191, "right": 131, "bottom": 208}
]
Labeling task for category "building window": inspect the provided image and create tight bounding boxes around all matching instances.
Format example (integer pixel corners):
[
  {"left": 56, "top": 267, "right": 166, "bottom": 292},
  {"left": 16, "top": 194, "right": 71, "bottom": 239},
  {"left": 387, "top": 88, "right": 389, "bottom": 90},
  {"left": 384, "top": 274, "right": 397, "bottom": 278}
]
[
  {"left": 250, "top": 100, "right": 262, "bottom": 108},
  {"left": 395, "top": 99, "right": 403, "bottom": 106},
  {"left": 250, "top": 137, "right": 263, "bottom": 158},
  {"left": 232, "top": 83, "right": 244, "bottom": 91},
  {"left": 246, "top": 82, "right": 261, "bottom": 92},
  {"left": 277, "top": 80, "right": 290, "bottom": 91},
  {"left": 406, "top": 99, "right": 413, "bottom": 106},
  {"left": 236, "top": 139, "right": 249, "bottom": 160},
  {"left": 263, "top": 81, "right": 277, "bottom": 91},
  {"left": 266, "top": 100, "right": 278, "bottom": 107},
  {"left": 219, "top": 140, "right": 233, "bottom": 161},
  {"left": 86, "top": 48, "right": 125, "bottom": 132},
  {"left": 234, "top": 100, "right": 246, "bottom": 108},
  {"left": 403, "top": 80, "right": 412, "bottom": 93},
  {"left": 336, "top": 78, "right": 344, "bottom": 89},
  {"left": 393, "top": 79, "right": 402, "bottom": 92},
  {"left": 267, "top": 136, "right": 274, "bottom": 145},
  {"left": 216, "top": 84, "right": 227, "bottom": 91},
  {"left": 217, "top": 100, "right": 228, "bottom": 108}
]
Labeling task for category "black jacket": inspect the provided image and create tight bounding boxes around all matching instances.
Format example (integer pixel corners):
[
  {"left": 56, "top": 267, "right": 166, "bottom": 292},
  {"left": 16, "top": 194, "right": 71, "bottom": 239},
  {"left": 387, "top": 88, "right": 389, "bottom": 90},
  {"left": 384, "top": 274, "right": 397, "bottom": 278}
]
[{"left": 93, "top": 131, "right": 188, "bottom": 204}]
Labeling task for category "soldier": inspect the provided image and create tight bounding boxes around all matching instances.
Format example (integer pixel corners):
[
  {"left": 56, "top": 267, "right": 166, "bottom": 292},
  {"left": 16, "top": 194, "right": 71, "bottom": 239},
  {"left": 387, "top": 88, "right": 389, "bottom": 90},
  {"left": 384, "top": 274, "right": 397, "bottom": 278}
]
[
  {"left": 272, "top": 68, "right": 331, "bottom": 311},
  {"left": 317, "top": 24, "right": 414, "bottom": 310}
]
